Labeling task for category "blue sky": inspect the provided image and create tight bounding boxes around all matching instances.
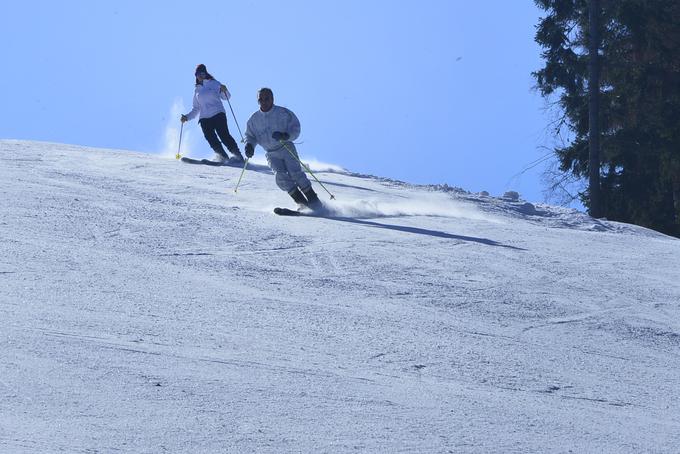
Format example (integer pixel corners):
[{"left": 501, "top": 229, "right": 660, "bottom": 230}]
[{"left": 1, "top": 1, "right": 569, "bottom": 205}]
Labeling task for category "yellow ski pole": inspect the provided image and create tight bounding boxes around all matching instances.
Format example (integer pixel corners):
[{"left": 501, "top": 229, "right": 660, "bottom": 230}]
[
  {"left": 280, "top": 141, "right": 336, "bottom": 200},
  {"left": 234, "top": 158, "right": 249, "bottom": 193},
  {"left": 175, "top": 122, "right": 184, "bottom": 160}
]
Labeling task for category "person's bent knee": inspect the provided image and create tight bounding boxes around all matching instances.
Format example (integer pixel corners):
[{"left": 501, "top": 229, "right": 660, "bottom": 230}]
[{"left": 275, "top": 174, "right": 295, "bottom": 193}]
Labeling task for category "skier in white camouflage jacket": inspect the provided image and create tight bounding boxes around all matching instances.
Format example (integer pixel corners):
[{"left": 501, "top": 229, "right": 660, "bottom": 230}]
[{"left": 244, "top": 88, "right": 320, "bottom": 209}]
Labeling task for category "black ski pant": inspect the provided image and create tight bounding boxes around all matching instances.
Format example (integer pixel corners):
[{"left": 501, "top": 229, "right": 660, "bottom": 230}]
[{"left": 199, "top": 112, "right": 239, "bottom": 157}]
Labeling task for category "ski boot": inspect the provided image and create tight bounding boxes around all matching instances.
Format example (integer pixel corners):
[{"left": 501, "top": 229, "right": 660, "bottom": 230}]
[
  {"left": 229, "top": 148, "right": 245, "bottom": 163},
  {"left": 289, "top": 188, "right": 309, "bottom": 211},
  {"left": 301, "top": 186, "right": 323, "bottom": 212},
  {"left": 212, "top": 146, "right": 229, "bottom": 164}
]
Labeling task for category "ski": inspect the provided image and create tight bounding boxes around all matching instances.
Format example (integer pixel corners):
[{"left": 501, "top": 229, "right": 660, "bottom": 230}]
[
  {"left": 181, "top": 156, "right": 244, "bottom": 167},
  {"left": 274, "top": 207, "right": 303, "bottom": 216},
  {"left": 181, "top": 157, "right": 224, "bottom": 166},
  {"left": 274, "top": 206, "right": 330, "bottom": 217}
]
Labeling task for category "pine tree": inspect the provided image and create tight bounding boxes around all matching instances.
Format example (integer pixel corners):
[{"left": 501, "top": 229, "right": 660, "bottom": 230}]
[{"left": 534, "top": 0, "right": 680, "bottom": 237}]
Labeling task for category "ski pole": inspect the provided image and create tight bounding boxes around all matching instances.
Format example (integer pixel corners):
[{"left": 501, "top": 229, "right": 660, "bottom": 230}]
[
  {"left": 234, "top": 158, "right": 249, "bottom": 193},
  {"left": 280, "top": 141, "right": 336, "bottom": 200},
  {"left": 226, "top": 97, "right": 245, "bottom": 143},
  {"left": 176, "top": 122, "right": 184, "bottom": 160}
]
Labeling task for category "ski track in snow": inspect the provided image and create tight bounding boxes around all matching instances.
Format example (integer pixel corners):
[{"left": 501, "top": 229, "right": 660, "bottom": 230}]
[{"left": 1, "top": 140, "right": 680, "bottom": 453}]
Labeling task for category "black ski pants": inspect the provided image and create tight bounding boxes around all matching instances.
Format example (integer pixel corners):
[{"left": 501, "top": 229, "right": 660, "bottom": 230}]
[{"left": 199, "top": 112, "right": 239, "bottom": 157}]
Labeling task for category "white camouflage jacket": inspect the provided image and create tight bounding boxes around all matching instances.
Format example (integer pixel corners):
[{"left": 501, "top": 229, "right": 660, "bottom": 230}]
[{"left": 245, "top": 105, "right": 301, "bottom": 152}]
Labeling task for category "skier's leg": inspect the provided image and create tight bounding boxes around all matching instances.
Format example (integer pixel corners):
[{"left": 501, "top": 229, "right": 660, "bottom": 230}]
[
  {"left": 281, "top": 145, "right": 313, "bottom": 193},
  {"left": 213, "top": 112, "right": 241, "bottom": 158},
  {"left": 199, "top": 117, "right": 228, "bottom": 159},
  {"left": 265, "top": 152, "right": 297, "bottom": 193},
  {"left": 275, "top": 144, "right": 321, "bottom": 208}
]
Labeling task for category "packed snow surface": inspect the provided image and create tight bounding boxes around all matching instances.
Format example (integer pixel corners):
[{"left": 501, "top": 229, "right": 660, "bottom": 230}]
[{"left": 1, "top": 140, "right": 679, "bottom": 453}]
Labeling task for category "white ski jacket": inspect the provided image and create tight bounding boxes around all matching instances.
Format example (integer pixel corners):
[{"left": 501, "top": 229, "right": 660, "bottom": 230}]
[
  {"left": 245, "top": 105, "right": 301, "bottom": 152},
  {"left": 184, "top": 79, "right": 230, "bottom": 121}
]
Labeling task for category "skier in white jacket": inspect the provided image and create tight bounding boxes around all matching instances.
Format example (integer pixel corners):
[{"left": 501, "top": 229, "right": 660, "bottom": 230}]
[
  {"left": 181, "top": 64, "right": 244, "bottom": 163},
  {"left": 244, "top": 88, "right": 320, "bottom": 209}
]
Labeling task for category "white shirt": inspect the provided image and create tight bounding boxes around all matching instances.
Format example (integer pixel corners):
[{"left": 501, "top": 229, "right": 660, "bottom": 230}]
[{"left": 184, "top": 79, "right": 230, "bottom": 121}]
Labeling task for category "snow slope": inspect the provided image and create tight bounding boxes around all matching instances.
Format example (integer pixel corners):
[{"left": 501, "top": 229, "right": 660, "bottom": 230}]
[{"left": 1, "top": 140, "right": 679, "bottom": 453}]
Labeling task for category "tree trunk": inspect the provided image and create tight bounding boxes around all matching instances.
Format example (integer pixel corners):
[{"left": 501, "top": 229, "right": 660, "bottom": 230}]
[
  {"left": 588, "top": 0, "right": 602, "bottom": 218},
  {"left": 673, "top": 170, "right": 680, "bottom": 226}
]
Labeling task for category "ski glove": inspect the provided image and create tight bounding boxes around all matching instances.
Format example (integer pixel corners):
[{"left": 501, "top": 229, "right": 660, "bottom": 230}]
[
  {"left": 245, "top": 143, "right": 255, "bottom": 158},
  {"left": 272, "top": 131, "right": 290, "bottom": 141}
]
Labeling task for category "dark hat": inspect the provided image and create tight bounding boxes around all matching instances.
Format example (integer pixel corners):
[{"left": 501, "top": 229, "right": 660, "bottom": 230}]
[{"left": 195, "top": 64, "right": 207, "bottom": 76}]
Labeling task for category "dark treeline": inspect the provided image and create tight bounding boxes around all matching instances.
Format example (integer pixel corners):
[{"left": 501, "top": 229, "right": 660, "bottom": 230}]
[{"left": 534, "top": 0, "right": 680, "bottom": 237}]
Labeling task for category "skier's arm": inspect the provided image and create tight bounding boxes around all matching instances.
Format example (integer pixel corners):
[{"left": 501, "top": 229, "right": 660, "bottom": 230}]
[
  {"left": 184, "top": 92, "right": 200, "bottom": 121},
  {"left": 244, "top": 118, "right": 256, "bottom": 158},
  {"left": 287, "top": 109, "right": 301, "bottom": 142},
  {"left": 245, "top": 117, "right": 256, "bottom": 144},
  {"left": 219, "top": 83, "right": 231, "bottom": 101},
  {"left": 209, "top": 79, "right": 230, "bottom": 101}
]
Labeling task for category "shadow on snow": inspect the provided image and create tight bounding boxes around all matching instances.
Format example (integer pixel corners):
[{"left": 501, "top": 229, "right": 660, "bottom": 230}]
[{"left": 317, "top": 216, "right": 526, "bottom": 250}]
